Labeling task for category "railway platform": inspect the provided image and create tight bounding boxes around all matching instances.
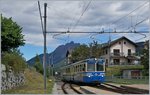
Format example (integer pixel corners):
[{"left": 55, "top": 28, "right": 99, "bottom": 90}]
[{"left": 52, "top": 82, "right": 64, "bottom": 94}]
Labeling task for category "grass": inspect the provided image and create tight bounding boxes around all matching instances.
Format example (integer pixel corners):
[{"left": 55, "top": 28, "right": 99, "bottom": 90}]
[
  {"left": 106, "top": 77, "right": 149, "bottom": 85},
  {"left": 2, "top": 68, "right": 54, "bottom": 94}
]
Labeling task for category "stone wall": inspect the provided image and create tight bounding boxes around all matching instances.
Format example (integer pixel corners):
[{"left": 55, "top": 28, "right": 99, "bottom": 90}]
[{"left": 1, "top": 64, "right": 25, "bottom": 91}]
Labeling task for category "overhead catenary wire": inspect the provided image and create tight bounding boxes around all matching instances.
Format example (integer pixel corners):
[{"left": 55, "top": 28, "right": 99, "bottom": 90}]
[
  {"left": 52, "top": 33, "right": 67, "bottom": 41},
  {"left": 38, "top": 1, "right": 44, "bottom": 36},
  {"left": 131, "top": 17, "right": 149, "bottom": 41},
  {"left": 108, "top": 1, "right": 148, "bottom": 33},
  {"left": 51, "top": 0, "right": 92, "bottom": 41},
  {"left": 111, "top": 1, "right": 149, "bottom": 25},
  {"left": 107, "top": 1, "right": 149, "bottom": 42},
  {"left": 134, "top": 17, "right": 149, "bottom": 27},
  {"left": 71, "top": 0, "right": 92, "bottom": 31},
  {"left": 46, "top": 31, "right": 149, "bottom": 33},
  {"left": 115, "top": 2, "right": 149, "bottom": 31},
  {"left": 124, "top": 17, "right": 149, "bottom": 32},
  {"left": 46, "top": 5, "right": 68, "bottom": 41}
]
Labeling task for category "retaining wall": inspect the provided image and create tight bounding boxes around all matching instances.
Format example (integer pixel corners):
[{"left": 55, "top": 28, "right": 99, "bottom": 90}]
[{"left": 1, "top": 64, "right": 25, "bottom": 91}]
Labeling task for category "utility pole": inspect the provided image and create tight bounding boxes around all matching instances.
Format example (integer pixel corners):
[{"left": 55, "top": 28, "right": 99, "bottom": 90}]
[
  {"left": 108, "top": 25, "right": 111, "bottom": 68},
  {"left": 43, "top": 3, "right": 47, "bottom": 91},
  {"left": 51, "top": 53, "right": 53, "bottom": 77}
]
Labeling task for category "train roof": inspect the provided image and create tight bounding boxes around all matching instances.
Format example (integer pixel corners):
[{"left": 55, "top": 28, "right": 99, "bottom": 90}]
[{"left": 61, "top": 58, "right": 105, "bottom": 69}]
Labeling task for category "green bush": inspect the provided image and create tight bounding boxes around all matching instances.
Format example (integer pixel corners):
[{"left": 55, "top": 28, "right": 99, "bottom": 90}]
[
  {"left": 2, "top": 52, "right": 26, "bottom": 73},
  {"left": 33, "top": 54, "right": 43, "bottom": 75},
  {"left": 106, "top": 65, "right": 144, "bottom": 76}
]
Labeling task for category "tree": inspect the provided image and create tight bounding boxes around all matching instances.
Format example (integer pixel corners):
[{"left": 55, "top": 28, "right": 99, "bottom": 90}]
[
  {"left": 141, "top": 49, "right": 149, "bottom": 76},
  {"left": 71, "top": 44, "right": 90, "bottom": 62},
  {"left": 1, "top": 15, "right": 25, "bottom": 52},
  {"left": 2, "top": 50, "right": 27, "bottom": 73},
  {"left": 34, "top": 54, "right": 43, "bottom": 74},
  {"left": 89, "top": 40, "right": 102, "bottom": 58}
]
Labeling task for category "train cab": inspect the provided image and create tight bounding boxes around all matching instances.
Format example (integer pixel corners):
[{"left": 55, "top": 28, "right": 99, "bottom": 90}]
[
  {"left": 61, "top": 58, "right": 105, "bottom": 84},
  {"left": 83, "top": 58, "right": 105, "bottom": 83}
]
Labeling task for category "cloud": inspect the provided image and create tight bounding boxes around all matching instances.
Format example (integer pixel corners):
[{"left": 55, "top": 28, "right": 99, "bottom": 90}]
[{"left": 1, "top": 0, "right": 149, "bottom": 48}]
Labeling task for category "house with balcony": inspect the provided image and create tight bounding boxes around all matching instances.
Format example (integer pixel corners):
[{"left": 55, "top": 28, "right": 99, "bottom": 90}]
[
  {"left": 101, "top": 36, "right": 143, "bottom": 78},
  {"left": 101, "top": 36, "right": 140, "bottom": 67}
]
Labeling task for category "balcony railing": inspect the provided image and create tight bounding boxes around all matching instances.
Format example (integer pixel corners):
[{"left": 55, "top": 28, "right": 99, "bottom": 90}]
[
  {"left": 127, "top": 53, "right": 136, "bottom": 56},
  {"left": 110, "top": 52, "right": 124, "bottom": 56},
  {"left": 110, "top": 53, "right": 137, "bottom": 57},
  {"left": 109, "top": 62, "right": 141, "bottom": 66}
]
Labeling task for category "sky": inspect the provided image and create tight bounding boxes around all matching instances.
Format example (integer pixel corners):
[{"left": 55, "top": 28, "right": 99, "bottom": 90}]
[{"left": 1, "top": 0, "right": 149, "bottom": 60}]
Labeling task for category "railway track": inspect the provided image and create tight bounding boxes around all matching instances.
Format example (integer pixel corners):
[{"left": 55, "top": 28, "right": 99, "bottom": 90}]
[
  {"left": 59, "top": 81, "right": 148, "bottom": 94},
  {"left": 100, "top": 83, "right": 148, "bottom": 94},
  {"left": 80, "top": 83, "right": 149, "bottom": 94},
  {"left": 61, "top": 82, "right": 82, "bottom": 94}
]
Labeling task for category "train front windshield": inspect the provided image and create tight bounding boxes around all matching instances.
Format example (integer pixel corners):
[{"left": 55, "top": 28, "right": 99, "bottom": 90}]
[
  {"left": 97, "top": 59, "right": 104, "bottom": 71},
  {"left": 87, "top": 59, "right": 104, "bottom": 71},
  {"left": 87, "top": 59, "right": 95, "bottom": 71}
]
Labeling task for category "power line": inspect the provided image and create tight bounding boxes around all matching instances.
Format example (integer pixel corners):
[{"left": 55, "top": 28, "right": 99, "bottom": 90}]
[
  {"left": 135, "top": 32, "right": 147, "bottom": 41},
  {"left": 134, "top": 17, "right": 149, "bottom": 27},
  {"left": 71, "top": 0, "right": 92, "bottom": 31},
  {"left": 111, "top": 1, "right": 149, "bottom": 25},
  {"left": 38, "top": 1, "right": 44, "bottom": 35},
  {"left": 124, "top": 16, "right": 149, "bottom": 32},
  {"left": 46, "top": 31, "right": 149, "bottom": 33},
  {"left": 52, "top": 33, "right": 67, "bottom": 41},
  {"left": 52, "top": 1, "right": 93, "bottom": 41}
]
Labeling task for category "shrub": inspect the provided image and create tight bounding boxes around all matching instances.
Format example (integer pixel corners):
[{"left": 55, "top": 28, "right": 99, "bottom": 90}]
[
  {"left": 2, "top": 52, "right": 26, "bottom": 73},
  {"left": 106, "top": 65, "right": 144, "bottom": 76}
]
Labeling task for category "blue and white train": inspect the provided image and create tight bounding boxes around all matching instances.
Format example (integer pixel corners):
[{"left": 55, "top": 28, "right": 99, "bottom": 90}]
[{"left": 60, "top": 58, "right": 105, "bottom": 84}]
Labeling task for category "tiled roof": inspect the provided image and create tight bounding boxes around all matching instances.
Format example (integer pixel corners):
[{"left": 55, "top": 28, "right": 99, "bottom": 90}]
[{"left": 101, "top": 36, "right": 137, "bottom": 48}]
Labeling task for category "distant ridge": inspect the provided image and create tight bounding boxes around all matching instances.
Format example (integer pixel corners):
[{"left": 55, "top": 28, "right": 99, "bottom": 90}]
[
  {"left": 27, "top": 41, "right": 80, "bottom": 66},
  {"left": 27, "top": 41, "right": 145, "bottom": 66}
]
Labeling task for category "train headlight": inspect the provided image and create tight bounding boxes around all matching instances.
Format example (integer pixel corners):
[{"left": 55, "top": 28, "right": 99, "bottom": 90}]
[{"left": 88, "top": 76, "right": 91, "bottom": 77}]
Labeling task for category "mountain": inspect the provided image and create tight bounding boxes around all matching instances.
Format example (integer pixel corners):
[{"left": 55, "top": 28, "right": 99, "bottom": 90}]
[
  {"left": 27, "top": 41, "right": 145, "bottom": 66},
  {"left": 27, "top": 41, "right": 80, "bottom": 66},
  {"left": 135, "top": 42, "right": 145, "bottom": 54}
]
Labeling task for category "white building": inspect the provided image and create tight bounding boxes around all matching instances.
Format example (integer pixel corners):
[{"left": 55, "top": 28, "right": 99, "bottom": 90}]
[{"left": 101, "top": 36, "right": 140, "bottom": 67}]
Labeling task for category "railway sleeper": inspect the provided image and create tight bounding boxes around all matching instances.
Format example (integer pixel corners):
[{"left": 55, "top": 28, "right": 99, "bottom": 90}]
[
  {"left": 120, "top": 85, "right": 149, "bottom": 94},
  {"left": 102, "top": 83, "right": 140, "bottom": 94}
]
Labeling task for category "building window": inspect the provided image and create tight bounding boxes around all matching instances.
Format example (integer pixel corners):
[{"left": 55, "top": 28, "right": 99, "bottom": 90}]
[
  {"left": 124, "top": 41, "right": 126, "bottom": 44},
  {"left": 128, "top": 59, "right": 131, "bottom": 63},
  {"left": 128, "top": 49, "right": 131, "bottom": 56},
  {"left": 113, "top": 49, "right": 120, "bottom": 55},
  {"left": 106, "top": 59, "right": 108, "bottom": 66},
  {"left": 113, "top": 59, "right": 120, "bottom": 65},
  {"left": 103, "top": 50, "right": 105, "bottom": 55},
  {"left": 106, "top": 59, "right": 108, "bottom": 64},
  {"left": 105, "top": 49, "right": 108, "bottom": 54},
  {"left": 119, "top": 42, "right": 121, "bottom": 44}
]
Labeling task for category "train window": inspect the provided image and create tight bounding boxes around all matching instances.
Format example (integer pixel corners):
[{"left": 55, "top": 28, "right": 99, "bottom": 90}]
[
  {"left": 87, "top": 63, "right": 95, "bottom": 71},
  {"left": 76, "top": 66, "right": 77, "bottom": 72},
  {"left": 84, "top": 64, "right": 86, "bottom": 71},
  {"left": 97, "top": 60, "right": 104, "bottom": 71},
  {"left": 82, "top": 64, "right": 85, "bottom": 71},
  {"left": 97, "top": 64, "right": 104, "bottom": 71},
  {"left": 75, "top": 66, "right": 77, "bottom": 72},
  {"left": 80, "top": 65, "right": 82, "bottom": 71},
  {"left": 73, "top": 67, "right": 74, "bottom": 72}
]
